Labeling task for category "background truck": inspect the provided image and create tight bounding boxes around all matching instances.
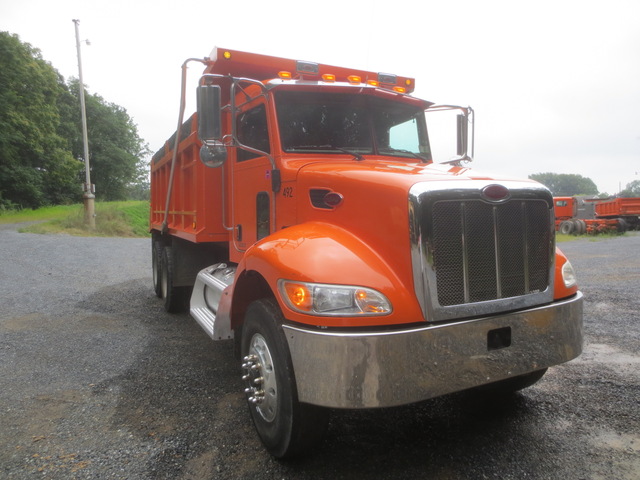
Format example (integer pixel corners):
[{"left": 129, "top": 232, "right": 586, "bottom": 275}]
[
  {"left": 150, "top": 48, "right": 583, "bottom": 458},
  {"left": 554, "top": 196, "right": 640, "bottom": 234}
]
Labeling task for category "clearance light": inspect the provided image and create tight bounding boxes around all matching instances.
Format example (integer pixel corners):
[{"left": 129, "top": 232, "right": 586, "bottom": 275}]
[
  {"left": 347, "top": 75, "right": 362, "bottom": 84},
  {"left": 223, "top": 51, "right": 232, "bottom": 59},
  {"left": 279, "top": 71, "right": 293, "bottom": 79},
  {"left": 322, "top": 73, "right": 336, "bottom": 82},
  {"left": 278, "top": 280, "right": 392, "bottom": 316},
  {"left": 367, "top": 80, "right": 380, "bottom": 87},
  {"left": 393, "top": 86, "right": 407, "bottom": 93}
]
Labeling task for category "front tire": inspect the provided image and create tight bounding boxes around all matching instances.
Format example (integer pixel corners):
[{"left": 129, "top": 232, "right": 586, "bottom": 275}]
[{"left": 241, "top": 299, "right": 328, "bottom": 458}]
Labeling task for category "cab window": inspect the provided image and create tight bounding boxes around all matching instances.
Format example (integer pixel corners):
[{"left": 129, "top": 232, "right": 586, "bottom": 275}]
[{"left": 237, "top": 104, "right": 270, "bottom": 161}]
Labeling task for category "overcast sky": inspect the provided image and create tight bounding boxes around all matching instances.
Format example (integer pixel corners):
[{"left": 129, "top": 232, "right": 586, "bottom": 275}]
[{"left": 2, "top": 0, "right": 639, "bottom": 194}]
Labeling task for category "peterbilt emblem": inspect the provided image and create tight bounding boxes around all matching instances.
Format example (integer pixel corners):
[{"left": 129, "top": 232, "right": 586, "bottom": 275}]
[{"left": 481, "top": 184, "right": 510, "bottom": 202}]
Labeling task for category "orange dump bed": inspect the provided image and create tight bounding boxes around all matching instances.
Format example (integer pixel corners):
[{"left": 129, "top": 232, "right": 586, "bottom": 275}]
[
  {"left": 149, "top": 113, "right": 228, "bottom": 243},
  {"left": 595, "top": 197, "right": 640, "bottom": 218}
]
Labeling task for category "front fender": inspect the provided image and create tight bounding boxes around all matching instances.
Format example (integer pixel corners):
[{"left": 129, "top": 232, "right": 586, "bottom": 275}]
[{"left": 236, "top": 222, "right": 423, "bottom": 327}]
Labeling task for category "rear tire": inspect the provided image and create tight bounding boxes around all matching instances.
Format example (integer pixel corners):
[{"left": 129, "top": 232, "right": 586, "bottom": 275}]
[
  {"left": 577, "top": 219, "right": 587, "bottom": 235},
  {"left": 241, "top": 299, "right": 329, "bottom": 458},
  {"left": 617, "top": 218, "right": 628, "bottom": 233},
  {"left": 161, "top": 246, "right": 190, "bottom": 313},
  {"left": 152, "top": 239, "right": 163, "bottom": 298},
  {"left": 559, "top": 220, "right": 574, "bottom": 235}
]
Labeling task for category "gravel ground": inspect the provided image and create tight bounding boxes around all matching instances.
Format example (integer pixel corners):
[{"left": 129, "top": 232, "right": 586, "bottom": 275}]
[{"left": 0, "top": 224, "right": 638, "bottom": 479}]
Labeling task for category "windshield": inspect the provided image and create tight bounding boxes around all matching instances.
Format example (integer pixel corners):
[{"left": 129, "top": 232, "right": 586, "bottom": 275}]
[{"left": 274, "top": 91, "right": 432, "bottom": 161}]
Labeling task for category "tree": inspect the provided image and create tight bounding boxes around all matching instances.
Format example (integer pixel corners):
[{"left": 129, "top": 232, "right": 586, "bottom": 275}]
[
  {"left": 528, "top": 172, "right": 599, "bottom": 196},
  {"left": 619, "top": 180, "right": 640, "bottom": 198},
  {"left": 1, "top": 32, "right": 150, "bottom": 208},
  {"left": 62, "top": 79, "right": 150, "bottom": 201},
  {"left": 0, "top": 32, "right": 82, "bottom": 208}
]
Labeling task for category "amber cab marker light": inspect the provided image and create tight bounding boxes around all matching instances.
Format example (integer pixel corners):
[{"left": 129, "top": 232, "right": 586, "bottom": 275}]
[
  {"left": 393, "top": 86, "right": 407, "bottom": 93},
  {"left": 279, "top": 71, "right": 293, "bottom": 79},
  {"left": 367, "top": 80, "right": 380, "bottom": 87},
  {"left": 348, "top": 75, "right": 362, "bottom": 84},
  {"left": 322, "top": 73, "right": 336, "bottom": 82},
  {"left": 223, "top": 51, "right": 232, "bottom": 59}
]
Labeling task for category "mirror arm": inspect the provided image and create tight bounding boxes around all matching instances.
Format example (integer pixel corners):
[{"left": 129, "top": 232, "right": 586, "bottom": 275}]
[{"left": 425, "top": 104, "right": 475, "bottom": 165}]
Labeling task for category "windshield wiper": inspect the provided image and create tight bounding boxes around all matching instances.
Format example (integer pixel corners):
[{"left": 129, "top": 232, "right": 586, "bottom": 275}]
[
  {"left": 332, "top": 146, "right": 365, "bottom": 161},
  {"left": 289, "top": 144, "right": 365, "bottom": 161},
  {"left": 380, "top": 148, "right": 430, "bottom": 163}
]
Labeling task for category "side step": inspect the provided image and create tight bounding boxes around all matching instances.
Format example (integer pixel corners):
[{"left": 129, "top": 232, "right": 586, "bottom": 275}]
[{"left": 190, "top": 263, "right": 236, "bottom": 340}]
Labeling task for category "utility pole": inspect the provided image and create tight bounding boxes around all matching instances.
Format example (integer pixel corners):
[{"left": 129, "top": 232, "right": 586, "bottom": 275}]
[{"left": 73, "top": 19, "right": 95, "bottom": 228}]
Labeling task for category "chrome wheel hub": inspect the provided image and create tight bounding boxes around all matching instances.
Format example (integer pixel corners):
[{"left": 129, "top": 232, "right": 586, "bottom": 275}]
[{"left": 242, "top": 333, "right": 277, "bottom": 422}]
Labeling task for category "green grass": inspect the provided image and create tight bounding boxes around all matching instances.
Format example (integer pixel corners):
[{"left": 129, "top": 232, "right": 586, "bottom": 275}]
[
  {"left": 1, "top": 201, "right": 150, "bottom": 237},
  {"left": 556, "top": 231, "right": 629, "bottom": 242},
  {"left": 0, "top": 204, "right": 81, "bottom": 224}
]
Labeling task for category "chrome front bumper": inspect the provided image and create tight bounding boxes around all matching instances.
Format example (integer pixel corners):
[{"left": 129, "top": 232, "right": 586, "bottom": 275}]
[{"left": 283, "top": 292, "right": 583, "bottom": 409}]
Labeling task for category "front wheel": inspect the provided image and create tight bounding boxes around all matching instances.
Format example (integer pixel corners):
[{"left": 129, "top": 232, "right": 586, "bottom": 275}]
[{"left": 241, "top": 299, "right": 329, "bottom": 458}]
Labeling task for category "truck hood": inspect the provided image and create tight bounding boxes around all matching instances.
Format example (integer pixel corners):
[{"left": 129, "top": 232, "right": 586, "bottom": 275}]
[
  {"left": 290, "top": 157, "right": 543, "bottom": 257},
  {"left": 290, "top": 157, "right": 538, "bottom": 191}
]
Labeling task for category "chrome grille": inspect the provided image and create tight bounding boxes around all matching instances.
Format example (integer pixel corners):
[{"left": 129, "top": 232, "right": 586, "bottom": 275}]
[
  {"left": 432, "top": 199, "right": 550, "bottom": 306},
  {"left": 410, "top": 182, "right": 555, "bottom": 322}
]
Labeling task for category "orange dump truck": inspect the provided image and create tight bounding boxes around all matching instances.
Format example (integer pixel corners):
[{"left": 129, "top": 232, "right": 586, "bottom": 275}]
[
  {"left": 150, "top": 48, "right": 583, "bottom": 457},
  {"left": 554, "top": 196, "right": 640, "bottom": 234}
]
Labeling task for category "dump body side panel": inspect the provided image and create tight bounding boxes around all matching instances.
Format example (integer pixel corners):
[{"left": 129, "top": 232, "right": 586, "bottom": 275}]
[
  {"left": 150, "top": 114, "right": 229, "bottom": 243},
  {"left": 595, "top": 197, "right": 640, "bottom": 218}
]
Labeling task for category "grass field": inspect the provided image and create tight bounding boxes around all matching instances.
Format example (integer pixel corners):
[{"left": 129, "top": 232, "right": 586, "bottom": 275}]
[{"left": 0, "top": 201, "right": 149, "bottom": 237}]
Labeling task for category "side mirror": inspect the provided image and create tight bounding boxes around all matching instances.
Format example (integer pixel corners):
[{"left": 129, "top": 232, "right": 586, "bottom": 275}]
[
  {"left": 197, "top": 84, "right": 227, "bottom": 167},
  {"left": 197, "top": 84, "right": 222, "bottom": 141},
  {"left": 456, "top": 113, "right": 468, "bottom": 157}
]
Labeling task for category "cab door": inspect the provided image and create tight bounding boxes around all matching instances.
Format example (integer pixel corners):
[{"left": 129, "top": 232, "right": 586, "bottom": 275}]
[{"left": 231, "top": 100, "right": 273, "bottom": 260}]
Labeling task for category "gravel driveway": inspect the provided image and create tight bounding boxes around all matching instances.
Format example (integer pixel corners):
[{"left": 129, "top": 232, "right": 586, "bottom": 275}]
[{"left": 1, "top": 224, "right": 638, "bottom": 479}]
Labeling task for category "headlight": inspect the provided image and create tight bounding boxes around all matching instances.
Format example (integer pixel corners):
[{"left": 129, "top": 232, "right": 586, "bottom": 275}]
[
  {"left": 278, "top": 280, "right": 392, "bottom": 316},
  {"left": 561, "top": 260, "right": 577, "bottom": 288}
]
